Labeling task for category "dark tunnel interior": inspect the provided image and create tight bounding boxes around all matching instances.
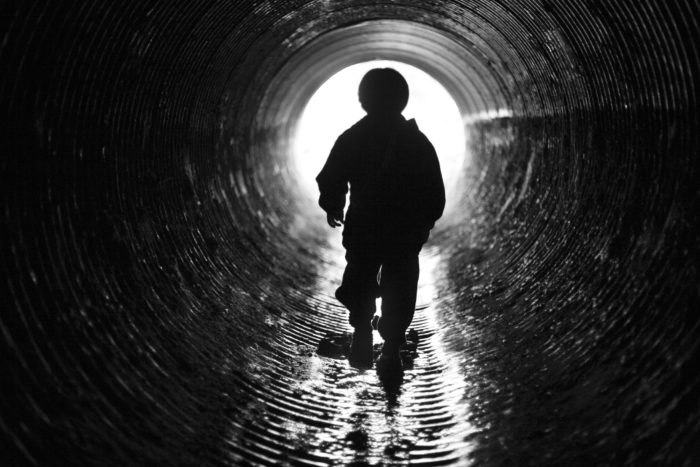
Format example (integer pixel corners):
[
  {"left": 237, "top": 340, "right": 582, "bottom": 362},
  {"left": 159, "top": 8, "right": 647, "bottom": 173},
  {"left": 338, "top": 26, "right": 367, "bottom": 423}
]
[{"left": 1, "top": 1, "right": 699, "bottom": 465}]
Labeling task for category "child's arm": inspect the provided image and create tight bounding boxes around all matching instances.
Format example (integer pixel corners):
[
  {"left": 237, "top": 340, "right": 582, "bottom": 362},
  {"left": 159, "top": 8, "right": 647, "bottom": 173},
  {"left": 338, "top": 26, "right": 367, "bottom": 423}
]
[{"left": 316, "top": 134, "right": 349, "bottom": 227}]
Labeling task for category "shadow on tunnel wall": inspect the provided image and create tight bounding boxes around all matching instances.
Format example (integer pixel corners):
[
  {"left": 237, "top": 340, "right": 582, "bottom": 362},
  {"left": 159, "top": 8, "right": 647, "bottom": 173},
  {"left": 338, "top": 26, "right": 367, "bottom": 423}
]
[{"left": 1, "top": 1, "right": 699, "bottom": 465}]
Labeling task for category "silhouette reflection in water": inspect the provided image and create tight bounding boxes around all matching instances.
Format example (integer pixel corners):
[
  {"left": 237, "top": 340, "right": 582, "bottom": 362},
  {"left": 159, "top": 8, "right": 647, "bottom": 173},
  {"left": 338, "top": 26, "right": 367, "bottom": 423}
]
[{"left": 316, "top": 68, "right": 446, "bottom": 373}]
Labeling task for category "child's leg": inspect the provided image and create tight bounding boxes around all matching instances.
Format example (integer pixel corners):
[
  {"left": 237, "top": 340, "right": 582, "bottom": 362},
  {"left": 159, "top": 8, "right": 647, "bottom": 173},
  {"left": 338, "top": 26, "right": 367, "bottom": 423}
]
[
  {"left": 377, "top": 254, "right": 419, "bottom": 349},
  {"left": 335, "top": 250, "right": 381, "bottom": 329}
]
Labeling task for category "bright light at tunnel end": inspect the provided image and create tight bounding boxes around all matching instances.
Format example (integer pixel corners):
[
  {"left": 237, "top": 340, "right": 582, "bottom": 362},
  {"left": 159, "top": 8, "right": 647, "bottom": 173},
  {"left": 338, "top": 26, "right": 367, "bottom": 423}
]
[{"left": 293, "top": 61, "right": 468, "bottom": 202}]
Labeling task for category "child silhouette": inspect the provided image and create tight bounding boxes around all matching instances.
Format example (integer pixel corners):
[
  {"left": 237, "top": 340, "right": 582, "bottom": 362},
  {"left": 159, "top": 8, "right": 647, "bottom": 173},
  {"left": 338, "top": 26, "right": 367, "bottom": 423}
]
[{"left": 316, "top": 68, "right": 445, "bottom": 370}]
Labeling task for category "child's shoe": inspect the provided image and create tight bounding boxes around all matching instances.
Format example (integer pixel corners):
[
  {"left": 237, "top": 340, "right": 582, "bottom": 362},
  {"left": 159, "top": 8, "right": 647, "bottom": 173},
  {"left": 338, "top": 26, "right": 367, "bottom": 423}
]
[
  {"left": 375, "top": 341, "right": 403, "bottom": 374},
  {"left": 348, "top": 327, "right": 373, "bottom": 369}
]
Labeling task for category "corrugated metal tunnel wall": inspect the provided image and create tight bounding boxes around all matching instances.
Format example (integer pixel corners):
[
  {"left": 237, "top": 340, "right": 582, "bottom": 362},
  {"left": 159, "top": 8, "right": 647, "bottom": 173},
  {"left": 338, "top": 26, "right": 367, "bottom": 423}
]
[{"left": 1, "top": 1, "right": 698, "bottom": 465}]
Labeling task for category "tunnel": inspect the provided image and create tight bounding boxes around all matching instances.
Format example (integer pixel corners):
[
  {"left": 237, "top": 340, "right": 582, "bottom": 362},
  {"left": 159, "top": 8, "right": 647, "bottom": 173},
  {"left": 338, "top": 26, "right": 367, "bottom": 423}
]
[{"left": 1, "top": 0, "right": 699, "bottom": 465}]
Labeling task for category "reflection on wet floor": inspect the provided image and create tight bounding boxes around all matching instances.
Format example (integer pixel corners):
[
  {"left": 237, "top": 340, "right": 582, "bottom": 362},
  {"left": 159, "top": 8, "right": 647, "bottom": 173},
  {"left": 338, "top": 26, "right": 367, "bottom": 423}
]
[{"left": 227, "top": 244, "right": 476, "bottom": 465}]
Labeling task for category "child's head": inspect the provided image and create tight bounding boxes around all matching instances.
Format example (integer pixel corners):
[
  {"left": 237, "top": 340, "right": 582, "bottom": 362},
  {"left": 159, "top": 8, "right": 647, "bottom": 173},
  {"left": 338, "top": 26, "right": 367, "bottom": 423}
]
[{"left": 358, "top": 68, "right": 409, "bottom": 115}]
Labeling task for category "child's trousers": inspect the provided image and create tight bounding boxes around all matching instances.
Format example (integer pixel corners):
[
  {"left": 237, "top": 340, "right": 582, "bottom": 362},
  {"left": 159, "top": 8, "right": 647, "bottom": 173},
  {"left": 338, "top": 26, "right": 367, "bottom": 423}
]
[{"left": 335, "top": 248, "right": 419, "bottom": 348}]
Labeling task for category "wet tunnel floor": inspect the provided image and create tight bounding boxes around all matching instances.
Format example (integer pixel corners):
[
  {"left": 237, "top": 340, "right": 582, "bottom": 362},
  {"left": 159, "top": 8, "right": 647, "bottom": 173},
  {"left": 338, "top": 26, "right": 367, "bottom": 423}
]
[
  {"left": 213, "top": 234, "right": 652, "bottom": 466},
  {"left": 226, "top": 246, "right": 476, "bottom": 466},
  {"left": 6, "top": 220, "right": 667, "bottom": 466}
]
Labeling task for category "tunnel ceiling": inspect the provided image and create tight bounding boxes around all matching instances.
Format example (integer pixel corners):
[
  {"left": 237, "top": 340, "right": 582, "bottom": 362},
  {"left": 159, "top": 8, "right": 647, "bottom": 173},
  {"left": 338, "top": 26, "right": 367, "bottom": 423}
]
[{"left": 2, "top": 0, "right": 699, "bottom": 465}]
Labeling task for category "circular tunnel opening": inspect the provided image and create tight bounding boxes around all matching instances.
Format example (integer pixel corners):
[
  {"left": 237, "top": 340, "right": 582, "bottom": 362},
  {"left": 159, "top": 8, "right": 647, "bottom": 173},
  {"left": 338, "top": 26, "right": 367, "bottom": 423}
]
[
  {"left": 292, "top": 59, "right": 467, "bottom": 214},
  {"left": 250, "top": 18, "right": 509, "bottom": 257}
]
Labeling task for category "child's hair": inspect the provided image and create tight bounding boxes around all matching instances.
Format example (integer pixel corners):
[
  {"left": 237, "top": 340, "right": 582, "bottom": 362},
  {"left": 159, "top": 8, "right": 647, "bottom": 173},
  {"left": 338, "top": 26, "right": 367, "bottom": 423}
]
[{"left": 358, "top": 68, "right": 409, "bottom": 114}]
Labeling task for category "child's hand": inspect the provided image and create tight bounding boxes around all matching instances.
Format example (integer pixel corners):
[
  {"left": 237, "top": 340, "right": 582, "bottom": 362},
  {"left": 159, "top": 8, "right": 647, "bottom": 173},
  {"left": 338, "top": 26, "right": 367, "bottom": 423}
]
[{"left": 326, "top": 210, "right": 344, "bottom": 228}]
